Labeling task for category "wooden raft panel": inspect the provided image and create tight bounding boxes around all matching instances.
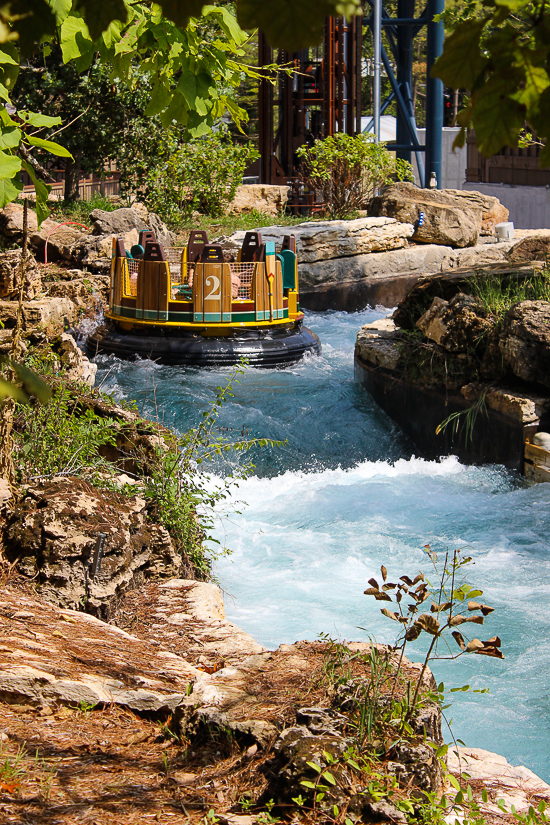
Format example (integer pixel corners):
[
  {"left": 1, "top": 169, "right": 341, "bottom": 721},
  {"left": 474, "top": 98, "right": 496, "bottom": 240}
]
[
  {"left": 193, "top": 263, "right": 232, "bottom": 322},
  {"left": 137, "top": 261, "right": 168, "bottom": 321},
  {"left": 112, "top": 256, "right": 125, "bottom": 310},
  {"left": 524, "top": 441, "right": 550, "bottom": 483},
  {"left": 254, "top": 263, "right": 268, "bottom": 321}
]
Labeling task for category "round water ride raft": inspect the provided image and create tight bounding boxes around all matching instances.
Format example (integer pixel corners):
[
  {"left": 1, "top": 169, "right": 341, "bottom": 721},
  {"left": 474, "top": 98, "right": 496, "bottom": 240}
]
[{"left": 86, "top": 229, "right": 321, "bottom": 367}]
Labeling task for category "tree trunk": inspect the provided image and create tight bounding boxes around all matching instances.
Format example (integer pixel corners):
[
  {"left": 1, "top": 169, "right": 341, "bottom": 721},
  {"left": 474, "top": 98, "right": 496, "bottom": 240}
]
[{"left": 64, "top": 151, "right": 82, "bottom": 201}]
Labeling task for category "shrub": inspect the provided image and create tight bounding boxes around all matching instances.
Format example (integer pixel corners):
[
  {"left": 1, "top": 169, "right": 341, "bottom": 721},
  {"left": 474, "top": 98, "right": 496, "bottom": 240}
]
[
  {"left": 296, "top": 133, "right": 413, "bottom": 219},
  {"left": 142, "top": 130, "right": 259, "bottom": 224}
]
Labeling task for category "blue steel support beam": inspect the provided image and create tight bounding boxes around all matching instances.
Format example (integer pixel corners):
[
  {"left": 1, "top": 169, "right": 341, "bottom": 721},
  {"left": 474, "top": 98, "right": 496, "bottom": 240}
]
[{"left": 425, "top": 0, "right": 445, "bottom": 188}]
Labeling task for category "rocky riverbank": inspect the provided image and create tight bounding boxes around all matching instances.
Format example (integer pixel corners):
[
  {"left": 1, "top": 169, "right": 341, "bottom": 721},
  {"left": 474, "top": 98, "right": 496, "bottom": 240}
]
[
  {"left": 354, "top": 263, "right": 550, "bottom": 475},
  {"left": 1, "top": 574, "right": 549, "bottom": 825}
]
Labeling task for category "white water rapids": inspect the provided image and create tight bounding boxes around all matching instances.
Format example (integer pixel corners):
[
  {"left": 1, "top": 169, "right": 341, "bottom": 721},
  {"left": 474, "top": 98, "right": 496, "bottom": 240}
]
[{"left": 94, "top": 308, "right": 550, "bottom": 781}]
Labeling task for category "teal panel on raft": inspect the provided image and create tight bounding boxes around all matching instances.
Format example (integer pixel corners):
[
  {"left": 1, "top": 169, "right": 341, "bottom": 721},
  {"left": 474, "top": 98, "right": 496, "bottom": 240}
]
[
  {"left": 265, "top": 241, "right": 276, "bottom": 256},
  {"left": 280, "top": 249, "right": 297, "bottom": 290}
]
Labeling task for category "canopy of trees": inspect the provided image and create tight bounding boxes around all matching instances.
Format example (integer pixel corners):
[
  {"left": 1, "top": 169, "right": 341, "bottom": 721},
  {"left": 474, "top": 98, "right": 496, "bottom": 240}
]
[
  {"left": 0, "top": 0, "right": 361, "bottom": 218},
  {"left": 432, "top": 0, "right": 550, "bottom": 163}
]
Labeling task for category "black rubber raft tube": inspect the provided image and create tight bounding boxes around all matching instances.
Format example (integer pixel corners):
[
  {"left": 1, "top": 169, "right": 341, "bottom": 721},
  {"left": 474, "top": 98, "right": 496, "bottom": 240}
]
[{"left": 86, "top": 321, "right": 321, "bottom": 368}]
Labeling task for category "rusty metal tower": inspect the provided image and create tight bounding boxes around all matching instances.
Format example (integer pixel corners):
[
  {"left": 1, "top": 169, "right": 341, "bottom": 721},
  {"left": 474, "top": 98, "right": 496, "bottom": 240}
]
[{"left": 257, "top": 17, "right": 363, "bottom": 193}]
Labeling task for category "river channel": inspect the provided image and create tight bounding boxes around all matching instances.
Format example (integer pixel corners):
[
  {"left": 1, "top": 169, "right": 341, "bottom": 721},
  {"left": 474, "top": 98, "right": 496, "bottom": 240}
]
[{"left": 95, "top": 307, "right": 550, "bottom": 782}]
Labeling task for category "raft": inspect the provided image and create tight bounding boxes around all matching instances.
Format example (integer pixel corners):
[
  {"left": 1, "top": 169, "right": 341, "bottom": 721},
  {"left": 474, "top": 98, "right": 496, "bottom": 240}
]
[{"left": 86, "top": 229, "right": 321, "bottom": 368}]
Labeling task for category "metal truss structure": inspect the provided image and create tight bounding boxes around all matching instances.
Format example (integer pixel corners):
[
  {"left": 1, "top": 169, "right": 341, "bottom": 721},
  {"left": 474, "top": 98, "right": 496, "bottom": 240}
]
[{"left": 257, "top": 1, "right": 444, "bottom": 197}]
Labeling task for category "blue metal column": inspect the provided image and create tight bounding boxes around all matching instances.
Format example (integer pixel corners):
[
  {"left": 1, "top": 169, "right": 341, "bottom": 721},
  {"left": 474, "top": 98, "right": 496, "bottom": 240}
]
[
  {"left": 395, "top": 0, "right": 415, "bottom": 164},
  {"left": 425, "top": 0, "right": 444, "bottom": 188}
]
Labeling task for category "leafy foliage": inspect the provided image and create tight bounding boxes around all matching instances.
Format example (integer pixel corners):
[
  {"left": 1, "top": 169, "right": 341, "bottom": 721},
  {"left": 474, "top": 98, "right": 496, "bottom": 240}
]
[
  {"left": 432, "top": 0, "right": 550, "bottom": 162},
  {"left": 11, "top": 44, "right": 153, "bottom": 201},
  {"left": 296, "top": 134, "right": 413, "bottom": 219},
  {"left": 140, "top": 130, "right": 259, "bottom": 223},
  {"left": 14, "top": 386, "right": 118, "bottom": 482},
  {"left": 142, "top": 364, "right": 285, "bottom": 575},
  {"left": 364, "top": 545, "right": 502, "bottom": 721},
  {"left": 470, "top": 269, "right": 550, "bottom": 321}
]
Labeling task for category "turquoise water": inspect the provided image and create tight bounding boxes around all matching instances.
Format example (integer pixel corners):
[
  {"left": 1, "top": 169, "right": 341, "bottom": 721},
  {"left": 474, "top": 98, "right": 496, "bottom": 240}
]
[{"left": 94, "top": 308, "right": 550, "bottom": 782}]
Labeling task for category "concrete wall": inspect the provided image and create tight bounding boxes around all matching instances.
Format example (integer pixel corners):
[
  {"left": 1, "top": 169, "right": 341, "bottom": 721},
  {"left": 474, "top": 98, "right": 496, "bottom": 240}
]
[
  {"left": 413, "top": 127, "right": 467, "bottom": 190},
  {"left": 462, "top": 182, "right": 550, "bottom": 230}
]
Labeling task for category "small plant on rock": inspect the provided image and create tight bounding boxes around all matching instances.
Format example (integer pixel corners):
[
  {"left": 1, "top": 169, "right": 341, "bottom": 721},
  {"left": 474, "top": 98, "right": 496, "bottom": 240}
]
[{"left": 364, "top": 545, "right": 503, "bottom": 724}]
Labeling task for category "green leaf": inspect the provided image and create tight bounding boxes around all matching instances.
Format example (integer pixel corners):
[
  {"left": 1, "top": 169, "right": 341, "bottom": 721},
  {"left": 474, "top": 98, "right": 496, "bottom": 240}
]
[
  {"left": 60, "top": 15, "right": 94, "bottom": 63},
  {"left": 21, "top": 161, "right": 51, "bottom": 226},
  {"left": 5, "top": 0, "right": 57, "bottom": 56},
  {"left": 237, "top": 0, "right": 361, "bottom": 52},
  {"left": 431, "top": 17, "right": 490, "bottom": 90},
  {"left": 300, "top": 780, "right": 316, "bottom": 789},
  {"left": 0, "top": 126, "right": 21, "bottom": 150},
  {"left": 9, "top": 361, "right": 51, "bottom": 403},
  {"left": 27, "top": 135, "right": 73, "bottom": 159},
  {"left": 18, "top": 111, "right": 61, "bottom": 128},
  {"left": 0, "top": 150, "right": 20, "bottom": 178},
  {"left": 0, "top": 175, "right": 23, "bottom": 208},
  {"left": 0, "top": 376, "right": 28, "bottom": 403},
  {"left": 156, "top": 0, "right": 207, "bottom": 27},
  {"left": 72, "top": 0, "right": 128, "bottom": 41},
  {"left": 306, "top": 761, "right": 322, "bottom": 774},
  {"left": 448, "top": 775, "right": 461, "bottom": 791},
  {"left": 322, "top": 770, "right": 336, "bottom": 786}
]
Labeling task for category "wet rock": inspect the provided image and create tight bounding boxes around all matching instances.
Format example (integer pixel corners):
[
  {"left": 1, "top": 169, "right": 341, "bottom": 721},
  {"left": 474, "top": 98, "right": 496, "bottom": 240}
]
[
  {"left": 461, "top": 382, "right": 550, "bottom": 423},
  {"left": 416, "top": 293, "right": 494, "bottom": 353},
  {"left": 52, "top": 332, "right": 97, "bottom": 387},
  {"left": 230, "top": 184, "right": 290, "bottom": 216},
  {"left": 6, "top": 477, "right": 183, "bottom": 615},
  {"left": 228, "top": 217, "right": 415, "bottom": 265},
  {"left": 0, "top": 296, "right": 76, "bottom": 334},
  {"left": 370, "top": 182, "right": 481, "bottom": 248},
  {"left": 499, "top": 300, "right": 550, "bottom": 388},
  {"left": 355, "top": 318, "right": 403, "bottom": 372},
  {"left": 0, "top": 249, "right": 41, "bottom": 299}
]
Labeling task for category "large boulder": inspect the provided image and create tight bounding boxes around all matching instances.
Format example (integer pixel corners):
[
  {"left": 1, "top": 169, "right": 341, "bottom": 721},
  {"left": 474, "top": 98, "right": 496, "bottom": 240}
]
[
  {"left": 444, "top": 189, "right": 509, "bottom": 234},
  {"left": 90, "top": 207, "right": 174, "bottom": 248},
  {"left": 6, "top": 477, "right": 183, "bottom": 616},
  {"left": 506, "top": 235, "right": 550, "bottom": 264},
  {"left": 416, "top": 293, "right": 494, "bottom": 353},
  {"left": 51, "top": 332, "right": 97, "bottom": 387},
  {"left": 0, "top": 202, "right": 89, "bottom": 262},
  {"left": 369, "top": 182, "right": 482, "bottom": 248},
  {"left": 228, "top": 217, "right": 415, "bottom": 264},
  {"left": 499, "top": 300, "right": 550, "bottom": 388},
  {"left": 229, "top": 184, "right": 290, "bottom": 216},
  {"left": 0, "top": 296, "right": 76, "bottom": 334},
  {"left": 0, "top": 248, "right": 41, "bottom": 299}
]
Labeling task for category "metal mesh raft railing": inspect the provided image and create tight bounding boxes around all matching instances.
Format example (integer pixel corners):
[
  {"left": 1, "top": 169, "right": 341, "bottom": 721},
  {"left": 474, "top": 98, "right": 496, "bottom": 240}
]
[
  {"left": 169, "top": 261, "right": 257, "bottom": 301},
  {"left": 124, "top": 259, "right": 139, "bottom": 297},
  {"left": 122, "top": 253, "right": 259, "bottom": 302}
]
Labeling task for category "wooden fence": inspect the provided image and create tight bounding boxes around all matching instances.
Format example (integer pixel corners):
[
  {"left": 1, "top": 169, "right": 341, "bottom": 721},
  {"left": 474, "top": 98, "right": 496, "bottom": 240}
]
[{"left": 466, "top": 130, "right": 550, "bottom": 186}]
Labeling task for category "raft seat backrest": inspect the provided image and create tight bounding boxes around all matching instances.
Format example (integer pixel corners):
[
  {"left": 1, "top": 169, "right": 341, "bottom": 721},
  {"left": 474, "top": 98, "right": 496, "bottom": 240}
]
[
  {"left": 241, "top": 231, "right": 263, "bottom": 263},
  {"left": 280, "top": 249, "right": 297, "bottom": 291},
  {"left": 139, "top": 230, "right": 157, "bottom": 248},
  {"left": 115, "top": 236, "right": 126, "bottom": 258},
  {"left": 188, "top": 230, "right": 209, "bottom": 263},
  {"left": 200, "top": 244, "right": 225, "bottom": 263},
  {"left": 144, "top": 241, "right": 167, "bottom": 261},
  {"left": 281, "top": 234, "right": 296, "bottom": 253}
]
